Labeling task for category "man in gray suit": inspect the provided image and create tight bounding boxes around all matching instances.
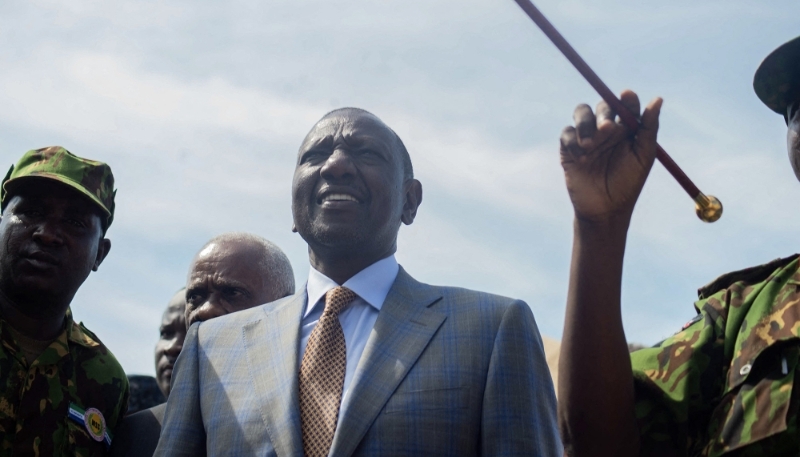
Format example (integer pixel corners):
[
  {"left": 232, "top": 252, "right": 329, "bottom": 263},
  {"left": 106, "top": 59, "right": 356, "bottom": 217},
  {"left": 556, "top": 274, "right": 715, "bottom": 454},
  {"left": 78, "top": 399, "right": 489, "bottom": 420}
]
[
  {"left": 156, "top": 108, "right": 561, "bottom": 456},
  {"left": 111, "top": 232, "right": 294, "bottom": 457}
]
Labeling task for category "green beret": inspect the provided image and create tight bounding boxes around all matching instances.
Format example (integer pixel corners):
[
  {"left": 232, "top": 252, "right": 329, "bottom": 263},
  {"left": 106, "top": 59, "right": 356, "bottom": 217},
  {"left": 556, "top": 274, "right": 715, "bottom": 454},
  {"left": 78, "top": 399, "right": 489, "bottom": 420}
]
[
  {"left": 1, "top": 146, "right": 116, "bottom": 229},
  {"left": 754, "top": 36, "right": 800, "bottom": 116}
]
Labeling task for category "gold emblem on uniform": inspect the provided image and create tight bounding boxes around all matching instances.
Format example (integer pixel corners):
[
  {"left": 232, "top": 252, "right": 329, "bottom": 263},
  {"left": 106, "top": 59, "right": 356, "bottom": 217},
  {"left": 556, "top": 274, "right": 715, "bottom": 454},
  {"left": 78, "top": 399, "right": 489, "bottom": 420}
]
[
  {"left": 84, "top": 407, "right": 106, "bottom": 442},
  {"left": 68, "top": 402, "right": 112, "bottom": 447}
]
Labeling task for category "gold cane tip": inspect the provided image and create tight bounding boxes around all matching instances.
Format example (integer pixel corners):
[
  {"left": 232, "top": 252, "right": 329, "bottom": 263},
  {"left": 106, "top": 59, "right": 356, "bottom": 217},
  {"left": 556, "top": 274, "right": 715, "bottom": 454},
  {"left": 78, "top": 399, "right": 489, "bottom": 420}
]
[{"left": 695, "top": 194, "right": 723, "bottom": 223}]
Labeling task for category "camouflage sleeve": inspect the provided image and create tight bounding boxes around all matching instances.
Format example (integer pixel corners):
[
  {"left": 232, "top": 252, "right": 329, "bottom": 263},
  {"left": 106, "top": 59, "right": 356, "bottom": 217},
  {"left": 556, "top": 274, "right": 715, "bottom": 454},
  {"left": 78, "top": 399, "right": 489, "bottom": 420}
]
[
  {"left": 630, "top": 288, "right": 729, "bottom": 455},
  {"left": 77, "top": 323, "right": 130, "bottom": 434}
]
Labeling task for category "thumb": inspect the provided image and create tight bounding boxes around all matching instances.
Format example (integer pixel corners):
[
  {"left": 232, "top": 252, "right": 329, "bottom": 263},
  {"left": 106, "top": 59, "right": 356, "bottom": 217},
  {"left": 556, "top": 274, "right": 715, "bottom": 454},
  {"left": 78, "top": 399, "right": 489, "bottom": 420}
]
[{"left": 637, "top": 97, "right": 662, "bottom": 150}]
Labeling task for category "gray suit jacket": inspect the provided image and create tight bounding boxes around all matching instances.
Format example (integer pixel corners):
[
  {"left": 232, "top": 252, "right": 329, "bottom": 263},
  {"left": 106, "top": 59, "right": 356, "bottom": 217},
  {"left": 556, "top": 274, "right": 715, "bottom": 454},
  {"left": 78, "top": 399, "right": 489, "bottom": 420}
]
[{"left": 155, "top": 267, "right": 561, "bottom": 456}]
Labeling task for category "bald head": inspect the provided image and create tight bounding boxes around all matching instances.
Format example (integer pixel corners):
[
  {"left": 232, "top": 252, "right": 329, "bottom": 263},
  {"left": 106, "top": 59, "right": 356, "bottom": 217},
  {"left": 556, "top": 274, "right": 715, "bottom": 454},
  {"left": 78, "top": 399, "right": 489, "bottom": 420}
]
[{"left": 185, "top": 232, "right": 295, "bottom": 328}]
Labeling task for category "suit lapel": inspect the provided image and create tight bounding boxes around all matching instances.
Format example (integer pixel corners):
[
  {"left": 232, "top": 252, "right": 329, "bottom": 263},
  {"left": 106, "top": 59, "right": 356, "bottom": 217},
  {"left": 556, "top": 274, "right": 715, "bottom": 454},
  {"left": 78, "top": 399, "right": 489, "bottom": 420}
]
[
  {"left": 243, "top": 292, "right": 306, "bottom": 457},
  {"left": 330, "top": 268, "right": 445, "bottom": 457}
]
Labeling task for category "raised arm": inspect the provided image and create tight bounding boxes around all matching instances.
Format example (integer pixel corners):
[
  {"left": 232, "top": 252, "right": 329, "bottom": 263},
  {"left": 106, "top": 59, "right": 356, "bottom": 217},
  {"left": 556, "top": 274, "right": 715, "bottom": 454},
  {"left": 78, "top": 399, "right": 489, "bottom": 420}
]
[{"left": 557, "top": 90, "right": 662, "bottom": 457}]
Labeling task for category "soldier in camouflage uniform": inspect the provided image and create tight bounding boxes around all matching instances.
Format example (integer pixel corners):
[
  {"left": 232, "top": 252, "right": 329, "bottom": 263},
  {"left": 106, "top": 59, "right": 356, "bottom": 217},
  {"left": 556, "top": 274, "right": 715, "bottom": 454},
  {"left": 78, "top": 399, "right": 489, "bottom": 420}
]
[
  {"left": 557, "top": 37, "right": 800, "bottom": 456},
  {"left": 0, "top": 147, "right": 129, "bottom": 456}
]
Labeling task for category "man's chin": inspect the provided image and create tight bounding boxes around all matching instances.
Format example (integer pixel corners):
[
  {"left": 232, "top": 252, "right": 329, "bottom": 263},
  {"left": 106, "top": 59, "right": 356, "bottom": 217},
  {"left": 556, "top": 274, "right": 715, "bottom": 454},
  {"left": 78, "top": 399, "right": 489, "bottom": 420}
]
[
  {"left": 306, "top": 225, "right": 366, "bottom": 251},
  {"left": 12, "top": 274, "right": 61, "bottom": 291},
  {"left": 6, "top": 274, "right": 66, "bottom": 305}
]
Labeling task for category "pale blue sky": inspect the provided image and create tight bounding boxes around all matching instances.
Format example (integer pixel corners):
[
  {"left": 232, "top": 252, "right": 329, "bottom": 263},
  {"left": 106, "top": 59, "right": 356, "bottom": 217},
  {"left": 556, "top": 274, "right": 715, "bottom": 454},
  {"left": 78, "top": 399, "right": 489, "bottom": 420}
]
[{"left": 0, "top": 0, "right": 797, "bottom": 375}]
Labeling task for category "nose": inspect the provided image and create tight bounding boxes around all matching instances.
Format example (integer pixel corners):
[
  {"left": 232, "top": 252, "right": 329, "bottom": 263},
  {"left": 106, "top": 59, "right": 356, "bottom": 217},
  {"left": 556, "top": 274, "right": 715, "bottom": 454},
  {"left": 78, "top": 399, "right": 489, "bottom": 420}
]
[
  {"left": 165, "top": 336, "right": 183, "bottom": 358},
  {"left": 31, "top": 219, "right": 65, "bottom": 246},
  {"left": 190, "top": 297, "right": 226, "bottom": 326},
  {"left": 320, "top": 149, "right": 356, "bottom": 181}
]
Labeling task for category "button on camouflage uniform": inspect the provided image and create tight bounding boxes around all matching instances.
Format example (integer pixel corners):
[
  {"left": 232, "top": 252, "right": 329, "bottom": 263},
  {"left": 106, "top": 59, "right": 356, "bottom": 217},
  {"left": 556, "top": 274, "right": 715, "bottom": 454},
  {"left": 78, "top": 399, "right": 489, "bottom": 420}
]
[{"left": 632, "top": 255, "right": 800, "bottom": 456}]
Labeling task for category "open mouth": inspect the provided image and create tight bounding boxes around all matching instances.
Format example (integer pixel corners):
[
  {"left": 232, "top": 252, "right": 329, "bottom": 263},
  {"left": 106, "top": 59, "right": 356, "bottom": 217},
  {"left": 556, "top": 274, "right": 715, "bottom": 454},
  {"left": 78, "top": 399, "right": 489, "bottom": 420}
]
[
  {"left": 320, "top": 193, "right": 359, "bottom": 203},
  {"left": 317, "top": 190, "right": 363, "bottom": 205}
]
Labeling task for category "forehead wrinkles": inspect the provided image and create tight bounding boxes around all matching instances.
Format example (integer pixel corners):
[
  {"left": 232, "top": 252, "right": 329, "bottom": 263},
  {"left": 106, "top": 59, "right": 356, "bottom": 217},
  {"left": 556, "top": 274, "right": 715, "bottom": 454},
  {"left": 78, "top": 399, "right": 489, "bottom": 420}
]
[
  {"left": 189, "top": 254, "right": 261, "bottom": 291},
  {"left": 301, "top": 115, "right": 395, "bottom": 155}
]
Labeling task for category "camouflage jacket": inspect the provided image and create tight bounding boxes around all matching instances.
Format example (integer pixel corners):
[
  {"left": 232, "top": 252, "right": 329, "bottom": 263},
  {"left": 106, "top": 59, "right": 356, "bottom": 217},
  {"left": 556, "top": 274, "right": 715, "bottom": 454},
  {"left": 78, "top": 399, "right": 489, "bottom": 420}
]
[
  {"left": 0, "top": 308, "right": 129, "bottom": 456},
  {"left": 632, "top": 254, "right": 800, "bottom": 456}
]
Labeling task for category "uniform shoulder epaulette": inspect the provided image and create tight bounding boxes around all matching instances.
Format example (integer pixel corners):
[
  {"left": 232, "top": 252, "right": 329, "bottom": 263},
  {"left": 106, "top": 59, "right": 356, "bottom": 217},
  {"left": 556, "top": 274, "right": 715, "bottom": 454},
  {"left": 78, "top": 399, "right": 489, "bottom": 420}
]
[
  {"left": 78, "top": 321, "right": 100, "bottom": 343},
  {"left": 697, "top": 254, "right": 800, "bottom": 299}
]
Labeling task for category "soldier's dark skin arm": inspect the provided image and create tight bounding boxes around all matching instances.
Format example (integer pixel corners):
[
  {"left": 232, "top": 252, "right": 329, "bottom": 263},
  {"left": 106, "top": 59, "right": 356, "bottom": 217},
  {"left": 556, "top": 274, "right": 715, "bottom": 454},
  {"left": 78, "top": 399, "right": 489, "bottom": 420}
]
[
  {"left": 0, "top": 180, "right": 110, "bottom": 341},
  {"left": 557, "top": 90, "right": 663, "bottom": 457}
]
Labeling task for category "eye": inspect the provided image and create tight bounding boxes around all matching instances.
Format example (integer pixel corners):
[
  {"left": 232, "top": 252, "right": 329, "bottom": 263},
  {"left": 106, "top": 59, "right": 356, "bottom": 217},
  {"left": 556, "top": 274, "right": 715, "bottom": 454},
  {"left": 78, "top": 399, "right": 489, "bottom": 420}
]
[
  {"left": 160, "top": 329, "right": 175, "bottom": 339},
  {"left": 66, "top": 218, "right": 87, "bottom": 228},
  {"left": 186, "top": 292, "right": 204, "bottom": 305},
  {"left": 16, "top": 207, "right": 43, "bottom": 218},
  {"left": 356, "top": 148, "right": 384, "bottom": 162},
  {"left": 301, "top": 149, "right": 330, "bottom": 164},
  {"left": 223, "top": 287, "right": 246, "bottom": 299}
]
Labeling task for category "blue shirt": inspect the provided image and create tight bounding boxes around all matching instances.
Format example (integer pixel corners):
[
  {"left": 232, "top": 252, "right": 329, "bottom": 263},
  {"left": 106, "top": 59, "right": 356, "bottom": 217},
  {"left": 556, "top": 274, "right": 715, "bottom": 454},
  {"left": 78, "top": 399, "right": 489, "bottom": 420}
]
[{"left": 300, "top": 255, "right": 399, "bottom": 409}]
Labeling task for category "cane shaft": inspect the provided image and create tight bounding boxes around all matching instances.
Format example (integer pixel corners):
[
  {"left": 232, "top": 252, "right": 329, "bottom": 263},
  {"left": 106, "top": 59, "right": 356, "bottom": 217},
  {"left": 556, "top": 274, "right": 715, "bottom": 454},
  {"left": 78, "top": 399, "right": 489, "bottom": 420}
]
[{"left": 513, "top": 0, "right": 702, "bottom": 200}]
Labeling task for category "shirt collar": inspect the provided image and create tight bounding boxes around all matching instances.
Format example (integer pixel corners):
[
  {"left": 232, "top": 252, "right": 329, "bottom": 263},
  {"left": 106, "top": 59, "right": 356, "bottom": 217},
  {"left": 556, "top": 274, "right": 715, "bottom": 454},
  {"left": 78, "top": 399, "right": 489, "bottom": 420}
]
[{"left": 304, "top": 255, "right": 399, "bottom": 318}]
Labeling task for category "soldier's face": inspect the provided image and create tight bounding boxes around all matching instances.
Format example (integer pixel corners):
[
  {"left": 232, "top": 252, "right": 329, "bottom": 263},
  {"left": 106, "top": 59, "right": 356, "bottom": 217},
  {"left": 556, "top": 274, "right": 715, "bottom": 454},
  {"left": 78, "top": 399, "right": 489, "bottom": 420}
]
[
  {"left": 0, "top": 180, "right": 110, "bottom": 314},
  {"left": 292, "top": 111, "right": 420, "bottom": 260},
  {"left": 788, "top": 102, "right": 800, "bottom": 180},
  {"left": 154, "top": 291, "right": 186, "bottom": 398}
]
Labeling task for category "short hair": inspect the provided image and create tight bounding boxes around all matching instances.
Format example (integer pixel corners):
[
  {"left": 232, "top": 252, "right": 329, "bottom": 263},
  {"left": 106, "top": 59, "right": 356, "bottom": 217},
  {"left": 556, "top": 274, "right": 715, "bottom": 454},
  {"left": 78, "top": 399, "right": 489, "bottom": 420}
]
[
  {"left": 166, "top": 287, "right": 186, "bottom": 312},
  {"left": 320, "top": 107, "right": 414, "bottom": 181},
  {"left": 199, "top": 232, "right": 295, "bottom": 298}
]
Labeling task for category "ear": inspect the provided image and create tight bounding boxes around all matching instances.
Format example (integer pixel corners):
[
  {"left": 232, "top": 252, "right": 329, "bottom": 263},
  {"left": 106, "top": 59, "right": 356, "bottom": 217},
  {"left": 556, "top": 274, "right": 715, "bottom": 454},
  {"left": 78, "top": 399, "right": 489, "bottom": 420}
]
[
  {"left": 92, "top": 238, "right": 112, "bottom": 272},
  {"left": 400, "top": 179, "right": 423, "bottom": 225}
]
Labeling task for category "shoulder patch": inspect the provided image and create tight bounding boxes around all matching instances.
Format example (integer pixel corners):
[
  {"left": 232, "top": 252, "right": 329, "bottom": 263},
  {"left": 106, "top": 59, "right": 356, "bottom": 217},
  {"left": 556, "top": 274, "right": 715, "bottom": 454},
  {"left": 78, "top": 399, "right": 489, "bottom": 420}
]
[{"left": 697, "top": 254, "right": 800, "bottom": 299}]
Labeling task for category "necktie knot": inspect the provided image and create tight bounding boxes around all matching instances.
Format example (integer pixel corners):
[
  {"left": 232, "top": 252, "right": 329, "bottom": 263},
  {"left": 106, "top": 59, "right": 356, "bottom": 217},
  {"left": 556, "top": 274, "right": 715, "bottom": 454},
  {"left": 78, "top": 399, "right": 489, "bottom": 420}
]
[{"left": 324, "top": 286, "right": 356, "bottom": 317}]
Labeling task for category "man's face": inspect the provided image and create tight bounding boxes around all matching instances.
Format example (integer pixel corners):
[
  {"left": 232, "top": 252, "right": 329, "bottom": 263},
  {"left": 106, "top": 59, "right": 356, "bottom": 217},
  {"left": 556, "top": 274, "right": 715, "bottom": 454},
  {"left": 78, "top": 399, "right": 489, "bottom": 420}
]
[
  {"left": 788, "top": 102, "right": 800, "bottom": 180},
  {"left": 0, "top": 180, "right": 109, "bottom": 313},
  {"left": 184, "top": 242, "right": 272, "bottom": 329},
  {"left": 154, "top": 291, "right": 186, "bottom": 398},
  {"left": 292, "top": 111, "right": 417, "bottom": 257}
]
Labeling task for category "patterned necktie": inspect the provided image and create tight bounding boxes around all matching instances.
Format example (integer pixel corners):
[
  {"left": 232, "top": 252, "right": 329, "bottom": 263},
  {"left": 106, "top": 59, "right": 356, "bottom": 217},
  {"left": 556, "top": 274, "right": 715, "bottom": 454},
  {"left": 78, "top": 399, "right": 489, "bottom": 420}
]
[{"left": 299, "top": 286, "right": 357, "bottom": 457}]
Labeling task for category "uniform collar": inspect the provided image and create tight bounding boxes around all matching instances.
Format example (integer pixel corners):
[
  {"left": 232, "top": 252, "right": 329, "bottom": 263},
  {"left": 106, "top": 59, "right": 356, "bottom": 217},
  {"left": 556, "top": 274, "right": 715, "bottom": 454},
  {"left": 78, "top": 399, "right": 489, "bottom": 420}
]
[
  {"left": 0, "top": 307, "right": 97, "bottom": 367},
  {"left": 65, "top": 308, "right": 101, "bottom": 349},
  {"left": 304, "top": 255, "right": 400, "bottom": 318}
]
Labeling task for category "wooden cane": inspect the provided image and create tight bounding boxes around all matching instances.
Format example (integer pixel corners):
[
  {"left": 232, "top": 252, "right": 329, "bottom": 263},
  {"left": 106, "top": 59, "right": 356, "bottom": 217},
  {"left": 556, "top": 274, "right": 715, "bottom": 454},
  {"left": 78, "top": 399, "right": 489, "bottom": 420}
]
[{"left": 512, "top": 0, "right": 722, "bottom": 222}]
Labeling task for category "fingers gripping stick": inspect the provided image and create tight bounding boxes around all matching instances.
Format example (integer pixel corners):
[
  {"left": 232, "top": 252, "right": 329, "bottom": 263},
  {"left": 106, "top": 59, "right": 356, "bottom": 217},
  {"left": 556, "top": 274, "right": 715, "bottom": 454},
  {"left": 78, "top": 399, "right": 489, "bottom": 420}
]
[{"left": 513, "top": 0, "right": 722, "bottom": 222}]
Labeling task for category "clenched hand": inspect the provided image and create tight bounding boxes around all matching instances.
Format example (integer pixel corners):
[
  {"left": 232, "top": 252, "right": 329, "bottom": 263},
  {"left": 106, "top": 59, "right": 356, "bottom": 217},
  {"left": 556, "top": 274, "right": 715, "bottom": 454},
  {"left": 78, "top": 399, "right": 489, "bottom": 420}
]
[{"left": 560, "top": 90, "right": 662, "bottom": 224}]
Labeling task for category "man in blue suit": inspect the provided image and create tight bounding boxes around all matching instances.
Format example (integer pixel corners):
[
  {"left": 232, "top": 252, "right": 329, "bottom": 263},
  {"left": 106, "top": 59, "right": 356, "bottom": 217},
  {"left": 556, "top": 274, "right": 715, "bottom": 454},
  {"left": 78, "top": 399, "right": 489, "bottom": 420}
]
[{"left": 155, "top": 108, "right": 561, "bottom": 456}]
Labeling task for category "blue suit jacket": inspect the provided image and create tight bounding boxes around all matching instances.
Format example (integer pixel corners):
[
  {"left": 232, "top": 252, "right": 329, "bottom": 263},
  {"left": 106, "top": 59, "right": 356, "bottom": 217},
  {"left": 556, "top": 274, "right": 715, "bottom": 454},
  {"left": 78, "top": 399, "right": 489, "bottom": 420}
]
[{"left": 155, "top": 267, "right": 561, "bottom": 456}]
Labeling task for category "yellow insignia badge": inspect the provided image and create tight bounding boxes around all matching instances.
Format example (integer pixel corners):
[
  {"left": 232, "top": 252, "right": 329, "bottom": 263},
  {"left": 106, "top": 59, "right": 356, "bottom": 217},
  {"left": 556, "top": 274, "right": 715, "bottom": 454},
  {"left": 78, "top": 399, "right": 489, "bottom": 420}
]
[
  {"left": 84, "top": 407, "right": 106, "bottom": 442},
  {"left": 68, "top": 403, "right": 113, "bottom": 448}
]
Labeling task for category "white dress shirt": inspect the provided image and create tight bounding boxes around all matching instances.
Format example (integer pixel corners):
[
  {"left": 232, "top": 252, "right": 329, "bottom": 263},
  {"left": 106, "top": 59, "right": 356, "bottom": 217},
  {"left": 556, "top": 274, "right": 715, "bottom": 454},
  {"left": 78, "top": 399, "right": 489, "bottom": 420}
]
[{"left": 300, "top": 255, "right": 399, "bottom": 410}]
